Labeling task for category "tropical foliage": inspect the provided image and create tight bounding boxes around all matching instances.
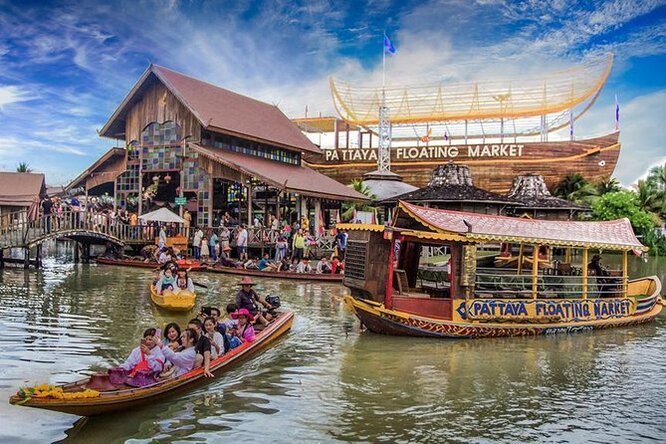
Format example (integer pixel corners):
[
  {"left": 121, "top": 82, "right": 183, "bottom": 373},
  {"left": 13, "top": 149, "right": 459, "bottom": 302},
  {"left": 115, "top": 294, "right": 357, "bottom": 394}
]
[
  {"left": 16, "top": 162, "right": 32, "bottom": 173},
  {"left": 341, "top": 179, "right": 378, "bottom": 222},
  {"left": 552, "top": 173, "right": 599, "bottom": 205}
]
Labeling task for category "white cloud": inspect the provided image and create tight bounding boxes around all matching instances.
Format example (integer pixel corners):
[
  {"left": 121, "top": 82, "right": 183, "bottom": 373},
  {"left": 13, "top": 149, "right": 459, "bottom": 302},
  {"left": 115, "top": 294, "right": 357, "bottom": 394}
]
[{"left": 0, "top": 85, "right": 33, "bottom": 110}]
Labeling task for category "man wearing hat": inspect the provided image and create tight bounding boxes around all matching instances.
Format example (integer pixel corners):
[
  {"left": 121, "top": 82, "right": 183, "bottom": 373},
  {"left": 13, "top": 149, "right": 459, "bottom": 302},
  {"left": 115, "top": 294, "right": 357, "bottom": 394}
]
[
  {"left": 219, "top": 245, "right": 239, "bottom": 268},
  {"left": 235, "top": 277, "right": 272, "bottom": 326}
]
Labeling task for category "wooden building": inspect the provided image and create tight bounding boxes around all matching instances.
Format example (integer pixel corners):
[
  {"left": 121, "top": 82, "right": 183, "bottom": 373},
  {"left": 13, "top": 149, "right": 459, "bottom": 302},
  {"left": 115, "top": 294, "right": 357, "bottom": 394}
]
[
  {"left": 81, "top": 64, "right": 366, "bottom": 228},
  {"left": 0, "top": 172, "right": 46, "bottom": 227}
]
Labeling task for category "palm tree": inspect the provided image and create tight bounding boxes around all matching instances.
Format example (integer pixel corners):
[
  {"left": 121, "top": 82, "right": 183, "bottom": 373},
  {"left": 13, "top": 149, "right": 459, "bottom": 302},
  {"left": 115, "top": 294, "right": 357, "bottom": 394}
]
[
  {"left": 553, "top": 173, "right": 599, "bottom": 205},
  {"left": 597, "top": 177, "right": 621, "bottom": 195},
  {"left": 634, "top": 180, "right": 659, "bottom": 213},
  {"left": 16, "top": 162, "right": 32, "bottom": 173},
  {"left": 341, "top": 179, "right": 378, "bottom": 221},
  {"left": 647, "top": 163, "right": 666, "bottom": 191}
]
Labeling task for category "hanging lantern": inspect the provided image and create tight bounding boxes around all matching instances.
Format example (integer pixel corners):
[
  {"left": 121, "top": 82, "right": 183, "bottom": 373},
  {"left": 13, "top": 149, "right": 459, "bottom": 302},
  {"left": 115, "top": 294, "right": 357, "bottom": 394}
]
[{"left": 164, "top": 173, "right": 172, "bottom": 183}]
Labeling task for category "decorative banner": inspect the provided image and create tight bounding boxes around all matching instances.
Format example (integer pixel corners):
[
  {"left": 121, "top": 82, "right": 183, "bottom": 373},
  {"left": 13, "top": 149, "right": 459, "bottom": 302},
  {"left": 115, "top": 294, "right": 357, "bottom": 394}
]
[{"left": 454, "top": 298, "right": 635, "bottom": 323}]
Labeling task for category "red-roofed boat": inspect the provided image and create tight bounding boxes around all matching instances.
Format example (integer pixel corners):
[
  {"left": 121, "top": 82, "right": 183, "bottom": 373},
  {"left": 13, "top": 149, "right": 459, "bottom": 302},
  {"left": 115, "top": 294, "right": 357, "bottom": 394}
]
[{"left": 342, "top": 201, "right": 663, "bottom": 338}]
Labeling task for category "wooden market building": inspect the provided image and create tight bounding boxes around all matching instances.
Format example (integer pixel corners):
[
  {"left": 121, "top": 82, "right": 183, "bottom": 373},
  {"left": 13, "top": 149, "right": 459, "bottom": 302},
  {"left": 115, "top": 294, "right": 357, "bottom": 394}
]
[{"left": 80, "top": 64, "right": 366, "bottom": 229}]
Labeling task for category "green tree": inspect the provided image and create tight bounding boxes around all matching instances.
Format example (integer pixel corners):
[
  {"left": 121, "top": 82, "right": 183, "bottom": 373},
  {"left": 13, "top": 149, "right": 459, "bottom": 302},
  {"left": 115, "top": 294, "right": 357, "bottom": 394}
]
[
  {"left": 16, "top": 162, "right": 32, "bottom": 173},
  {"left": 646, "top": 163, "right": 666, "bottom": 191},
  {"left": 341, "top": 179, "right": 378, "bottom": 222},
  {"left": 645, "top": 162, "right": 666, "bottom": 217},
  {"left": 591, "top": 190, "right": 656, "bottom": 236},
  {"left": 596, "top": 177, "right": 621, "bottom": 195},
  {"left": 553, "top": 173, "right": 599, "bottom": 205}
]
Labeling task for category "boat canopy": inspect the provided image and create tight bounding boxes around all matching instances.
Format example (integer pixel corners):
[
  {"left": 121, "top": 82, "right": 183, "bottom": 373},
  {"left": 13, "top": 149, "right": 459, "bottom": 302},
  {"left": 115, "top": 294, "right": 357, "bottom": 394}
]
[
  {"left": 330, "top": 54, "right": 613, "bottom": 125},
  {"left": 391, "top": 201, "right": 646, "bottom": 252}
]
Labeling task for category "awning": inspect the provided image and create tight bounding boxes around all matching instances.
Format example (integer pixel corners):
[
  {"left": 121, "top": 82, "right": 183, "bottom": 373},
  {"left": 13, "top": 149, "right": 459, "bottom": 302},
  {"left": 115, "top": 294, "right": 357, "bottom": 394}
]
[
  {"left": 191, "top": 144, "right": 369, "bottom": 202},
  {"left": 139, "top": 208, "right": 185, "bottom": 223},
  {"left": 396, "top": 201, "right": 647, "bottom": 251}
]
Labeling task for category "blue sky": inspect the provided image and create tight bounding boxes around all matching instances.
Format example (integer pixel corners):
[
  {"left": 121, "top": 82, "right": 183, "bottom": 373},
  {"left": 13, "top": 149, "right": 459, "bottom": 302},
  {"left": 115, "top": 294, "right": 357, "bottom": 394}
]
[{"left": 0, "top": 0, "right": 665, "bottom": 186}]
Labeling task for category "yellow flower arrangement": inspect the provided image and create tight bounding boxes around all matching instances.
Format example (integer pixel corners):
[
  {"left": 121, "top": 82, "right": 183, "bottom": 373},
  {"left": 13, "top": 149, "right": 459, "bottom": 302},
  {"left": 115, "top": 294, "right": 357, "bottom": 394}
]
[{"left": 18, "top": 384, "right": 100, "bottom": 401}]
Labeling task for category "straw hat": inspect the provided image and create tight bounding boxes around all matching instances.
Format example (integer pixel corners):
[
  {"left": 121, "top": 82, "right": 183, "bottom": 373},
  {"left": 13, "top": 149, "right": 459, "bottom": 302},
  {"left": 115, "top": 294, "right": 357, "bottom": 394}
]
[
  {"left": 239, "top": 276, "right": 255, "bottom": 286},
  {"left": 86, "top": 373, "right": 117, "bottom": 391},
  {"left": 230, "top": 308, "right": 255, "bottom": 322}
]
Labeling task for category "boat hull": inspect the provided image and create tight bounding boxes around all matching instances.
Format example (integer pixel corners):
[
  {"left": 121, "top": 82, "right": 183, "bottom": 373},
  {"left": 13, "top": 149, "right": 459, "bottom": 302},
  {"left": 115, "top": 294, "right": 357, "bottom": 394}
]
[
  {"left": 207, "top": 264, "right": 344, "bottom": 282},
  {"left": 304, "top": 133, "right": 620, "bottom": 193},
  {"left": 345, "top": 282, "right": 663, "bottom": 339},
  {"left": 96, "top": 257, "right": 207, "bottom": 271},
  {"left": 9, "top": 311, "right": 294, "bottom": 416},
  {"left": 149, "top": 285, "right": 196, "bottom": 312}
]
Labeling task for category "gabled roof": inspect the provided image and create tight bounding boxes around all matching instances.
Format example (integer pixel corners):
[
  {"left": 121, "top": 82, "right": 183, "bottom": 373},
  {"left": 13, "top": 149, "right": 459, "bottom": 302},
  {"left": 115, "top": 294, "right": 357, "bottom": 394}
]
[
  {"left": 394, "top": 201, "right": 646, "bottom": 251},
  {"left": 0, "top": 172, "right": 46, "bottom": 207},
  {"left": 382, "top": 184, "right": 518, "bottom": 205},
  {"left": 65, "top": 147, "right": 127, "bottom": 191},
  {"left": 100, "top": 65, "right": 320, "bottom": 155},
  {"left": 191, "top": 144, "right": 369, "bottom": 202}
]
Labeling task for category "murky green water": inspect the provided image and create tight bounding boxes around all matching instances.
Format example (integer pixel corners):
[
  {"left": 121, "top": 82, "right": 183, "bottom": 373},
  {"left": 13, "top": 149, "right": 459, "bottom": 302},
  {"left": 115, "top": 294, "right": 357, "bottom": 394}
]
[{"left": 0, "top": 253, "right": 664, "bottom": 443}]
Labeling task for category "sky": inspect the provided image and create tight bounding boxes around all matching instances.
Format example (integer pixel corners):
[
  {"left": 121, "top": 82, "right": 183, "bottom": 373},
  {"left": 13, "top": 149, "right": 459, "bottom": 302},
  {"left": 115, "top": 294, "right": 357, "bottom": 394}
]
[{"left": 0, "top": 0, "right": 665, "bottom": 186}]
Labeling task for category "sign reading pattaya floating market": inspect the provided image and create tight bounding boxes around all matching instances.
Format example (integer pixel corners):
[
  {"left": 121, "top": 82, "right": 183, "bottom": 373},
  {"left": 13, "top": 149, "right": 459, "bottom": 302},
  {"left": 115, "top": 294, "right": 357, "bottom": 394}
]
[
  {"left": 323, "top": 144, "right": 525, "bottom": 162},
  {"left": 453, "top": 298, "right": 635, "bottom": 323}
]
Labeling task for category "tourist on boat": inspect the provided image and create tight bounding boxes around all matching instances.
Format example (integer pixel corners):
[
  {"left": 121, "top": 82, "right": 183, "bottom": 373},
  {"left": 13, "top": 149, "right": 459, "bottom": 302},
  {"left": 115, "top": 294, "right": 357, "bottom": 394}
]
[
  {"left": 229, "top": 308, "right": 256, "bottom": 343},
  {"left": 156, "top": 268, "right": 176, "bottom": 294},
  {"left": 244, "top": 257, "right": 259, "bottom": 270},
  {"left": 258, "top": 253, "right": 278, "bottom": 272},
  {"left": 141, "top": 244, "right": 159, "bottom": 262},
  {"left": 275, "top": 236, "right": 288, "bottom": 262},
  {"left": 161, "top": 328, "right": 197, "bottom": 377},
  {"left": 209, "top": 231, "right": 219, "bottom": 262},
  {"left": 288, "top": 257, "right": 299, "bottom": 272},
  {"left": 330, "top": 256, "right": 344, "bottom": 274},
  {"left": 296, "top": 258, "right": 312, "bottom": 274},
  {"left": 221, "top": 303, "right": 244, "bottom": 349},
  {"left": 219, "top": 245, "right": 240, "bottom": 268},
  {"left": 162, "top": 322, "right": 181, "bottom": 351},
  {"left": 237, "top": 224, "right": 249, "bottom": 261},
  {"left": 316, "top": 256, "right": 331, "bottom": 274},
  {"left": 158, "top": 247, "right": 172, "bottom": 264},
  {"left": 235, "top": 277, "right": 272, "bottom": 326},
  {"left": 193, "top": 227, "right": 203, "bottom": 259},
  {"left": 174, "top": 269, "right": 195, "bottom": 293},
  {"left": 292, "top": 229, "right": 305, "bottom": 260},
  {"left": 588, "top": 254, "right": 612, "bottom": 296},
  {"left": 278, "top": 256, "right": 292, "bottom": 272},
  {"left": 120, "top": 327, "right": 165, "bottom": 375},
  {"left": 203, "top": 316, "right": 225, "bottom": 359},
  {"left": 200, "top": 236, "right": 210, "bottom": 262},
  {"left": 187, "top": 318, "right": 214, "bottom": 378}
]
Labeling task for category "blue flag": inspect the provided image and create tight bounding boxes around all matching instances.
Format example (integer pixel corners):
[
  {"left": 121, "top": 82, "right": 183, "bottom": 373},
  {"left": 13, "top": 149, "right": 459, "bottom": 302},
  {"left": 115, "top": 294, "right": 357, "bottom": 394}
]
[{"left": 384, "top": 33, "right": 396, "bottom": 55}]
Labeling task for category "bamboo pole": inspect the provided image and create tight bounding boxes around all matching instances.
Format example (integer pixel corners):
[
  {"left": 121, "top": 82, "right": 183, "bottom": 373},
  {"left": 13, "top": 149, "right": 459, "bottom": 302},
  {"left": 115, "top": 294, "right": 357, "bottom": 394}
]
[
  {"left": 622, "top": 250, "right": 628, "bottom": 295},
  {"left": 532, "top": 244, "right": 539, "bottom": 299},
  {"left": 582, "top": 249, "right": 588, "bottom": 299}
]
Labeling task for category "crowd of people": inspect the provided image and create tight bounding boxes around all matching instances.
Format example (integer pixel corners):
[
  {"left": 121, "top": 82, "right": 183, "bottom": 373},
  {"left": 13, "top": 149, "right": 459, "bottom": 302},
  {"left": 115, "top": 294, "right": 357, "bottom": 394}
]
[{"left": 115, "top": 276, "right": 278, "bottom": 384}]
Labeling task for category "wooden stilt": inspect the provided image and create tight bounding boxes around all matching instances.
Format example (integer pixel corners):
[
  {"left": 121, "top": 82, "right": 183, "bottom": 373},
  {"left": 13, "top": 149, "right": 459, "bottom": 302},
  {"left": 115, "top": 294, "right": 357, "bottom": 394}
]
[
  {"left": 73, "top": 241, "right": 80, "bottom": 263},
  {"left": 36, "top": 244, "right": 42, "bottom": 269},
  {"left": 24, "top": 248, "right": 30, "bottom": 269},
  {"left": 0, "top": 248, "right": 4, "bottom": 269}
]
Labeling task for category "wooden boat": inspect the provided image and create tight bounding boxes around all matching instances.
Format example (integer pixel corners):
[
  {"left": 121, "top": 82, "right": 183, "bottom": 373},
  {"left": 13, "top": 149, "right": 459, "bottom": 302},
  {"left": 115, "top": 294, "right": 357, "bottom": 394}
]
[
  {"left": 9, "top": 311, "right": 294, "bottom": 416},
  {"left": 340, "top": 201, "right": 664, "bottom": 339},
  {"left": 206, "top": 264, "right": 344, "bottom": 282},
  {"left": 149, "top": 285, "right": 196, "bottom": 312},
  {"left": 96, "top": 257, "right": 207, "bottom": 271}
]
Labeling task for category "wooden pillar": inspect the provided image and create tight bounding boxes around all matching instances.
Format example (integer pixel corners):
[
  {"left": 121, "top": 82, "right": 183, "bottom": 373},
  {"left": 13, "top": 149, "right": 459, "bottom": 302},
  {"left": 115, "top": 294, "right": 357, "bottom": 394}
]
[
  {"left": 0, "top": 247, "right": 4, "bottom": 269},
  {"left": 83, "top": 242, "right": 91, "bottom": 263},
  {"left": 517, "top": 244, "right": 524, "bottom": 275},
  {"left": 334, "top": 118, "right": 339, "bottom": 149},
  {"left": 113, "top": 178, "right": 118, "bottom": 213},
  {"left": 582, "top": 248, "right": 588, "bottom": 299},
  {"left": 314, "top": 199, "right": 322, "bottom": 236},
  {"left": 23, "top": 248, "right": 29, "bottom": 269},
  {"left": 73, "top": 241, "right": 80, "bottom": 263},
  {"left": 531, "top": 244, "right": 539, "bottom": 299},
  {"left": 565, "top": 247, "right": 572, "bottom": 264},
  {"left": 622, "top": 250, "right": 628, "bottom": 295},
  {"left": 276, "top": 191, "right": 281, "bottom": 225},
  {"left": 247, "top": 181, "right": 253, "bottom": 226},
  {"left": 36, "top": 244, "right": 42, "bottom": 269}
]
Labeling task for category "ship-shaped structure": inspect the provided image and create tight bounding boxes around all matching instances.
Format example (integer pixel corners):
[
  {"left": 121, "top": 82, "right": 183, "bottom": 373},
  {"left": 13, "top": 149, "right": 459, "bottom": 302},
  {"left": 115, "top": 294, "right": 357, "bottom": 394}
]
[{"left": 296, "top": 54, "right": 619, "bottom": 193}]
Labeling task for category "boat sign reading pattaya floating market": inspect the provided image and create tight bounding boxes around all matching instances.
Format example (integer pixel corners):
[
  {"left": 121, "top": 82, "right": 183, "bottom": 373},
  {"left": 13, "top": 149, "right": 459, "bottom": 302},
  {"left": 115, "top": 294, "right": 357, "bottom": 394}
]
[
  {"left": 323, "top": 144, "right": 525, "bottom": 162},
  {"left": 454, "top": 298, "right": 635, "bottom": 322}
]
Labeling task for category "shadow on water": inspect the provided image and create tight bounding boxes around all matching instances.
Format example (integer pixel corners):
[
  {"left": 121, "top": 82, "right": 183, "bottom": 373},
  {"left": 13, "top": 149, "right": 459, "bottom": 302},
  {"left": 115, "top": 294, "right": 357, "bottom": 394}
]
[{"left": 0, "top": 254, "right": 664, "bottom": 443}]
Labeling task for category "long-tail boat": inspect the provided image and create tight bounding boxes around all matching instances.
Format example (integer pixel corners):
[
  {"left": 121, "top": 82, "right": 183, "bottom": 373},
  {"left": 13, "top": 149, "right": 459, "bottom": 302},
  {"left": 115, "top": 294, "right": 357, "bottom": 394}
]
[
  {"left": 149, "top": 285, "right": 196, "bottom": 312},
  {"left": 206, "top": 264, "right": 344, "bottom": 282},
  {"left": 96, "top": 257, "right": 207, "bottom": 271},
  {"left": 341, "top": 201, "right": 663, "bottom": 338},
  {"left": 9, "top": 311, "right": 294, "bottom": 416}
]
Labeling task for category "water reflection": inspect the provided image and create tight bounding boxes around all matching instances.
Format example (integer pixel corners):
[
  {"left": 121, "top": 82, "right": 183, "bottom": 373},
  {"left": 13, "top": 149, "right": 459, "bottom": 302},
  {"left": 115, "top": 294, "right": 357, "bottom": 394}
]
[{"left": 0, "top": 256, "right": 664, "bottom": 443}]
